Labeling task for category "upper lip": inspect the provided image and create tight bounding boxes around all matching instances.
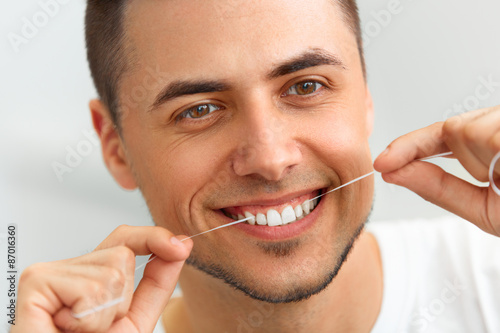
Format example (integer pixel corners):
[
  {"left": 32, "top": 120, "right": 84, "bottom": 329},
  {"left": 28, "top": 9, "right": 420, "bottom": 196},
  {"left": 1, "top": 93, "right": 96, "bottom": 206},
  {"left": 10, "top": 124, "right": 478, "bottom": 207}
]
[{"left": 214, "top": 186, "right": 326, "bottom": 210}]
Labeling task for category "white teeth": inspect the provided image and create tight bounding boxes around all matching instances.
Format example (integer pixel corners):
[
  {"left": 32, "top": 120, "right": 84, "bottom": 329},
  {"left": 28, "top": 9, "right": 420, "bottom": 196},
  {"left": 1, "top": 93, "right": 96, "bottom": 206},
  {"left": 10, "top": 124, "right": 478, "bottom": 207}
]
[
  {"left": 256, "top": 213, "right": 267, "bottom": 225},
  {"left": 244, "top": 212, "right": 256, "bottom": 225},
  {"left": 302, "top": 201, "right": 311, "bottom": 215},
  {"left": 229, "top": 196, "right": 320, "bottom": 227},
  {"left": 281, "top": 206, "right": 296, "bottom": 224},
  {"left": 267, "top": 209, "right": 283, "bottom": 227},
  {"left": 294, "top": 205, "right": 303, "bottom": 219}
]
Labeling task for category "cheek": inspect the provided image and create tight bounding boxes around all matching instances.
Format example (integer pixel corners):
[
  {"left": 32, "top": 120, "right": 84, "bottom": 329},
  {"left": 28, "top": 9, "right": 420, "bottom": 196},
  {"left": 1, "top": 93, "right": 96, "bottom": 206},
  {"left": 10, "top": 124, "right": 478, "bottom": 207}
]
[
  {"left": 301, "top": 105, "right": 371, "bottom": 166},
  {"left": 159, "top": 142, "right": 219, "bottom": 208},
  {"left": 126, "top": 129, "right": 224, "bottom": 230}
]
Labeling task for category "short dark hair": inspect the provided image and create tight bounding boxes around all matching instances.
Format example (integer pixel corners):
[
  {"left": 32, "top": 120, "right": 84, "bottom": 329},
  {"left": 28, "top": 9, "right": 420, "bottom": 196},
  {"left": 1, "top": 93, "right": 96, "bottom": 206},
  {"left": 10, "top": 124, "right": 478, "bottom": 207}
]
[{"left": 85, "top": 0, "right": 364, "bottom": 127}]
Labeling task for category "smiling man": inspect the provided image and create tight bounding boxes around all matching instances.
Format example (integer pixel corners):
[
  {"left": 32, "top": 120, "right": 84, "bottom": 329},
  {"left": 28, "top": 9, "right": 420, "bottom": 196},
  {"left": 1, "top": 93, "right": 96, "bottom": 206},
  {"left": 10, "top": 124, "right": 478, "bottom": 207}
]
[
  {"left": 13, "top": 1, "right": 500, "bottom": 332},
  {"left": 98, "top": 0, "right": 379, "bottom": 329}
]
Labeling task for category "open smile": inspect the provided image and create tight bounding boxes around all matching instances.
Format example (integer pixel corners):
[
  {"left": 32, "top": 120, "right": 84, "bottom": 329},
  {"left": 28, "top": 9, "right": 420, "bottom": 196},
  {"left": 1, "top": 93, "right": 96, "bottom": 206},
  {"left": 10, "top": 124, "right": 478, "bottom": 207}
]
[{"left": 219, "top": 189, "right": 324, "bottom": 227}]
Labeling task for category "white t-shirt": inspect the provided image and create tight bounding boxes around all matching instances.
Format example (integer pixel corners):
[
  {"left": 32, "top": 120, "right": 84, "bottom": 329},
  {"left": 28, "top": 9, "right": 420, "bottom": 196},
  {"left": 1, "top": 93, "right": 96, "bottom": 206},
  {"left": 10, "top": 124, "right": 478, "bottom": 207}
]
[
  {"left": 368, "top": 216, "right": 500, "bottom": 333},
  {"left": 155, "top": 216, "right": 500, "bottom": 333}
]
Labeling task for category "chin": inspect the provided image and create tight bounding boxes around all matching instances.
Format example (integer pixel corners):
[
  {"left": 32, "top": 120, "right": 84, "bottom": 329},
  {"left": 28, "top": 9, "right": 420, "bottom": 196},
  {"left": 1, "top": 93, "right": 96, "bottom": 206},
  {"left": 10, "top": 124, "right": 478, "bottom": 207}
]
[{"left": 186, "top": 220, "right": 366, "bottom": 304}]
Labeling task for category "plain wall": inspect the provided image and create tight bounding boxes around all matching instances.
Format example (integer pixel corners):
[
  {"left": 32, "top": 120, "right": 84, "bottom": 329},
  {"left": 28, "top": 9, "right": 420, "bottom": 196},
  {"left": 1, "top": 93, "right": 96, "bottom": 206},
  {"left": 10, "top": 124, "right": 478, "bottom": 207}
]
[{"left": 1, "top": 1, "right": 500, "bottom": 325}]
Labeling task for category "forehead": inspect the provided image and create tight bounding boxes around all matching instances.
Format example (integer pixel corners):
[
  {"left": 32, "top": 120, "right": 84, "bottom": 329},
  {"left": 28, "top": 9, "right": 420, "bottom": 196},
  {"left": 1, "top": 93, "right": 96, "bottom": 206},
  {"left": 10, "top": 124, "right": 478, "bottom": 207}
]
[{"left": 124, "top": 0, "right": 355, "bottom": 81}]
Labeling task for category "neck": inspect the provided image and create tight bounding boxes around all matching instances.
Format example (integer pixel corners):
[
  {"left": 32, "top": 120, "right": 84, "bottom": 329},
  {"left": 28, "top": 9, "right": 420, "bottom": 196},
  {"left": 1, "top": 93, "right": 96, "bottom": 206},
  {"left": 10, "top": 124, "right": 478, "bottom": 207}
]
[{"left": 170, "top": 230, "right": 383, "bottom": 333}]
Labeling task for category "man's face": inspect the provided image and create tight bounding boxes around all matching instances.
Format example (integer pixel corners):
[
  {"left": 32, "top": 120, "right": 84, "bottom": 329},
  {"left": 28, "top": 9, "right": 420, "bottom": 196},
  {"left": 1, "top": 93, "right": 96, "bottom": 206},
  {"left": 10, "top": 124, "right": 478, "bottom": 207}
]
[{"left": 117, "top": 0, "right": 373, "bottom": 302}]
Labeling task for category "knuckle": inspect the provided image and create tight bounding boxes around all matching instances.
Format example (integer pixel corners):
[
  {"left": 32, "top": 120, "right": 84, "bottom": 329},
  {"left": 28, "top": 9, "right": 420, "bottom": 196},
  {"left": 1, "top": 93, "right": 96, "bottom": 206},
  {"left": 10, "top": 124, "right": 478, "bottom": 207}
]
[
  {"left": 87, "top": 279, "right": 106, "bottom": 295},
  {"left": 111, "top": 245, "right": 134, "bottom": 261},
  {"left": 463, "top": 123, "right": 481, "bottom": 143},
  {"left": 443, "top": 117, "right": 462, "bottom": 136},
  {"left": 19, "top": 263, "right": 47, "bottom": 284},
  {"left": 113, "top": 224, "right": 131, "bottom": 236},
  {"left": 111, "top": 246, "right": 136, "bottom": 269},
  {"left": 105, "top": 267, "right": 126, "bottom": 293}
]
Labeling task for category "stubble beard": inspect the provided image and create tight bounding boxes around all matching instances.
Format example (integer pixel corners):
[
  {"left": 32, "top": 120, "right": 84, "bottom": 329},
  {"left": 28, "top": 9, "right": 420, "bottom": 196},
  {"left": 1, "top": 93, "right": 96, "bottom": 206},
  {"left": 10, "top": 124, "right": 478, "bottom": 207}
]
[{"left": 185, "top": 217, "right": 368, "bottom": 304}]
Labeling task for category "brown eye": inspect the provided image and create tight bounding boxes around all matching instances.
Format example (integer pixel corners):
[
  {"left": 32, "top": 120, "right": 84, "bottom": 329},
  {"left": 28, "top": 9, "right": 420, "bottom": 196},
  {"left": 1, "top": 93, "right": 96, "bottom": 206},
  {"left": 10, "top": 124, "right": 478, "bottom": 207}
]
[
  {"left": 180, "top": 104, "right": 221, "bottom": 120},
  {"left": 286, "top": 81, "right": 323, "bottom": 96}
]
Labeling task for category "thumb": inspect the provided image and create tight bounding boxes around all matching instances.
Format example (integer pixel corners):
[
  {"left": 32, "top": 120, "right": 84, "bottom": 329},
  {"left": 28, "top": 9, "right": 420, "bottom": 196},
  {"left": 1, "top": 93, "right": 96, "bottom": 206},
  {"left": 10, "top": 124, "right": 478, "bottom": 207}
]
[
  {"left": 115, "top": 236, "right": 193, "bottom": 333},
  {"left": 381, "top": 161, "right": 489, "bottom": 229}
]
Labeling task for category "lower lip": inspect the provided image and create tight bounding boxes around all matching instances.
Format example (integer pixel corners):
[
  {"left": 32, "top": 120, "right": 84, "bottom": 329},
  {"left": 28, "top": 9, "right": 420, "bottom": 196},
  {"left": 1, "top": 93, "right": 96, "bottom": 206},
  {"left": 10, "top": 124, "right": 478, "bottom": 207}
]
[{"left": 229, "top": 198, "right": 323, "bottom": 241}]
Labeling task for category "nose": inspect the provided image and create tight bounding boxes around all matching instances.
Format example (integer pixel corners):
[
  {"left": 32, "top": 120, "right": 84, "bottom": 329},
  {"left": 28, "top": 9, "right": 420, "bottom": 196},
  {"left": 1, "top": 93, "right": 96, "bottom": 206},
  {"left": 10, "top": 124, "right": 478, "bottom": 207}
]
[{"left": 232, "top": 108, "right": 302, "bottom": 181}]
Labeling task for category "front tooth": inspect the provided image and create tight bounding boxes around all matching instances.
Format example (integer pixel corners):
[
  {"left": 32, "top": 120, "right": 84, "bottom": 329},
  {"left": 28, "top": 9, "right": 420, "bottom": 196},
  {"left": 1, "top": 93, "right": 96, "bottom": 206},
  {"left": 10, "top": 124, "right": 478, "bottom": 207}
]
[
  {"left": 244, "top": 212, "right": 256, "bottom": 225},
  {"left": 302, "top": 201, "right": 311, "bottom": 214},
  {"left": 267, "top": 209, "right": 283, "bottom": 226},
  {"left": 256, "top": 213, "right": 267, "bottom": 225},
  {"left": 281, "top": 206, "right": 296, "bottom": 224},
  {"left": 294, "top": 205, "right": 303, "bottom": 219}
]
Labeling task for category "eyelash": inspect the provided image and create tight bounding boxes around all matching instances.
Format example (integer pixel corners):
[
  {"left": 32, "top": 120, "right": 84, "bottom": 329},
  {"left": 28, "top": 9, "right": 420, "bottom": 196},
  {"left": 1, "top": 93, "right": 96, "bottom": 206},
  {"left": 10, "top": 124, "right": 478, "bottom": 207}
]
[
  {"left": 176, "top": 103, "right": 223, "bottom": 122},
  {"left": 175, "top": 80, "right": 326, "bottom": 122},
  {"left": 283, "top": 80, "right": 325, "bottom": 97}
]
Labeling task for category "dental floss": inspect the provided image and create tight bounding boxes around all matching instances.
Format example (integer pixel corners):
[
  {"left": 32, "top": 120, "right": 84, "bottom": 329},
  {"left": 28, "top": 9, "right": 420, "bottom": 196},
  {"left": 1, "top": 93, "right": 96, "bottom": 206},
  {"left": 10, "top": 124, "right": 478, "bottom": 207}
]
[
  {"left": 71, "top": 218, "right": 252, "bottom": 319},
  {"left": 305, "top": 171, "right": 376, "bottom": 204},
  {"left": 303, "top": 152, "right": 454, "bottom": 205},
  {"left": 489, "top": 151, "right": 500, "bottom": 196},
  {"left": 418, "top": 151, "right": 453, "bottom": 161},
  {"left": 71, "top": 297, "right": 125, "bottom": 319},
  {"left": 133, "top": 217, "right": 253, "bottom": 272},
  {"left": 72, "top": 150, "right": 500, "bottom": 319}
]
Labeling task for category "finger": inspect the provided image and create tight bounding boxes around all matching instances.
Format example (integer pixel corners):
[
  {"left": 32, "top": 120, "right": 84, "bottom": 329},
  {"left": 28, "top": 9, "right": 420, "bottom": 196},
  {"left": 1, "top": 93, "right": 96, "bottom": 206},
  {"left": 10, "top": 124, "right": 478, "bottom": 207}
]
[
  {"left": 96, "top": 225, "right": 192, "bottom": 263},
  {"left": 492, "top": 132, "right": 500, "bottom": 175},
  {"left": 18, "top": 263, "right": 128, "bottom": 333},
  {"left": 381, "top": 160, "right": 498, "bottom": 234},
  {"left": 374, "top": 122, "right": 449, "bottom": 173},
  {"left": 82, "top": 248, "right": 136, "bottom": 318},
  {"left": 60, "top": 247, "right": 136, "bottom": 320},
  {"left": 442, "top": 110, "right": 500, "bottom": 181},
  {"left": 58, "top": 268, "right": 129, "bottom": 332},
  {"left": 122, "top": 236, "right": 193, "bottom": 332},
  {"left": 461, "top": 108, "right": 500, "bottom": 176}
]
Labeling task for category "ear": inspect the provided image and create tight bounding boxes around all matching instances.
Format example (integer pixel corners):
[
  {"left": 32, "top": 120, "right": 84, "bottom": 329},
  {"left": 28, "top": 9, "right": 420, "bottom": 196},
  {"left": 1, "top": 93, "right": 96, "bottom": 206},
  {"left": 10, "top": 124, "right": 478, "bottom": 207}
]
[
  {"left": 365, "top": 87, "right": 374, "bottom": 137},
  {"left": 90, "top": 99, "right": 138, "bottom": 190}
]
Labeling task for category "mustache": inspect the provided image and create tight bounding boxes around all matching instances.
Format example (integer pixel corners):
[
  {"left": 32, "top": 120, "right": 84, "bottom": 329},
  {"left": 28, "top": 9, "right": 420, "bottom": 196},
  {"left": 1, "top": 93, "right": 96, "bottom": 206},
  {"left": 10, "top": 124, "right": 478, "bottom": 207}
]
[{"left": 202, "top": 169, "right": 333, "bottom": 208}]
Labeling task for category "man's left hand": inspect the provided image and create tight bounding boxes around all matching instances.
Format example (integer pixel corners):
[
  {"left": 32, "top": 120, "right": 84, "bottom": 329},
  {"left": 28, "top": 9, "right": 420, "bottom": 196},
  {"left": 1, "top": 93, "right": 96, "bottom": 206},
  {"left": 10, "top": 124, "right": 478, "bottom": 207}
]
[{"left": 374, "top": 106, "right": 500, "bottom": 236}]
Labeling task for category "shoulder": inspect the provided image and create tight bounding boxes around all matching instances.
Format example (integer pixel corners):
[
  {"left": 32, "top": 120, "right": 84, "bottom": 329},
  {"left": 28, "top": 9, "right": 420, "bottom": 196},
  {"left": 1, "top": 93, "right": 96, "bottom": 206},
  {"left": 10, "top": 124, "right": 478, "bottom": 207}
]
[
  {"left": 367, "top": 214, "right": 500, "bottom": 288},
  {"left": 367, "top": 215, "right": 500, "bottom": 333},
  {"left": 367, "top": 215, "right": 500, "bottom": 261}
]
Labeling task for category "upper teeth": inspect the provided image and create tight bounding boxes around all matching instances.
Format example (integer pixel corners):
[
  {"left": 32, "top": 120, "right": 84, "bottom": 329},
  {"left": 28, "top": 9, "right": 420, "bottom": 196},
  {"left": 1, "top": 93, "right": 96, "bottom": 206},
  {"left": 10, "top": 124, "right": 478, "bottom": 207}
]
[{"left": 229, "top": 199, "right": 319, "bottom": 226}]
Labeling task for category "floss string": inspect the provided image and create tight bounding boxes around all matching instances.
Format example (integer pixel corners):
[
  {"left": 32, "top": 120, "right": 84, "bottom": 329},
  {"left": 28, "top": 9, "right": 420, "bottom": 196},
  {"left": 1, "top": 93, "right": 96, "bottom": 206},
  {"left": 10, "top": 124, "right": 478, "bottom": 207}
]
[{"left": 72, "top": 150, "right": 500, "bottom": 319}]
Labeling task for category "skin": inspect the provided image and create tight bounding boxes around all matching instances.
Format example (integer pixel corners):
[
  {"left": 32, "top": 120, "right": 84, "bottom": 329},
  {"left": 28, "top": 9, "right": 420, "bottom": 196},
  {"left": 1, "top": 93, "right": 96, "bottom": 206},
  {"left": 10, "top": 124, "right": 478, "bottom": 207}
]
[
  {"left": 375, "top": 106, "right": 500, "bottom": 236},
  {"left": 112, "top": 0, "right": 379, "bottom": 331},
  {"left": 12, "top": 0, "right": 500, "bottom": 332}
]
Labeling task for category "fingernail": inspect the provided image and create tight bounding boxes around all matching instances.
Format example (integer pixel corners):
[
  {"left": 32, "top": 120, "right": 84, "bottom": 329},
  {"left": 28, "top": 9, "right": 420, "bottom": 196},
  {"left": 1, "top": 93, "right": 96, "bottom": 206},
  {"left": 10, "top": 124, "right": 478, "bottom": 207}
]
[
  {"left": 170, "top": 236, "right": 183, "bottom": 246},
  {"left": 380, "top": 147, "right": 390, "bottom": 156}
]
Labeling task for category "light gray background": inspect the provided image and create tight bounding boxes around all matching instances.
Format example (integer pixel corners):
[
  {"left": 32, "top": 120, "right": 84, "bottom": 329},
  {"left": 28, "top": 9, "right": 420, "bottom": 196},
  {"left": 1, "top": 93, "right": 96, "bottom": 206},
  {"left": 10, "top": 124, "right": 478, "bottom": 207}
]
[{"left": 1, "top": 1, "right": 500, "bottom": 324}]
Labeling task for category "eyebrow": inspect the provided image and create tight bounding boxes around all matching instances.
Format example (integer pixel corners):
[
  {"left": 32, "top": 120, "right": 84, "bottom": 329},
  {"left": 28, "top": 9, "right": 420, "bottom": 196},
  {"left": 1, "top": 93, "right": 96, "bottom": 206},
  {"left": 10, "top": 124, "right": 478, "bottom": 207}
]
[
  {"left": 149, "top": 80, "right": 230, "bottom": 112},
  {"left": 149, "top": 48, "right": 345, "bottom": 112},
  {"left": 267, "top": 48, "right": 346, "bottom": 79}
]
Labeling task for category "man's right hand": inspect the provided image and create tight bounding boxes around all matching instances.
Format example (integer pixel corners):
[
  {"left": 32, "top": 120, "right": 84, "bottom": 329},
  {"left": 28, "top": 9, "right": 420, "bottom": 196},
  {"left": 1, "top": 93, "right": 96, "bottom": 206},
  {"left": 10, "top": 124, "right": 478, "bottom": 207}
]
[{"left": 12, "top": 225, "right": 193, "bottom": 333}]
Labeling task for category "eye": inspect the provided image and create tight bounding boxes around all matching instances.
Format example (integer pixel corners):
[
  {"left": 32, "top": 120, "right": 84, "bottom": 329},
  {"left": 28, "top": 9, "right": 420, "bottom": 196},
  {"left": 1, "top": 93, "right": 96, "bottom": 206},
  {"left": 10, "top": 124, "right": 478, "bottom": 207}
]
[
  {"left": 178, "top": 103, "right": 222, "bottom": 120},
  {"left": 285, "top": 81, "right": 324, "bottom": 96}
]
